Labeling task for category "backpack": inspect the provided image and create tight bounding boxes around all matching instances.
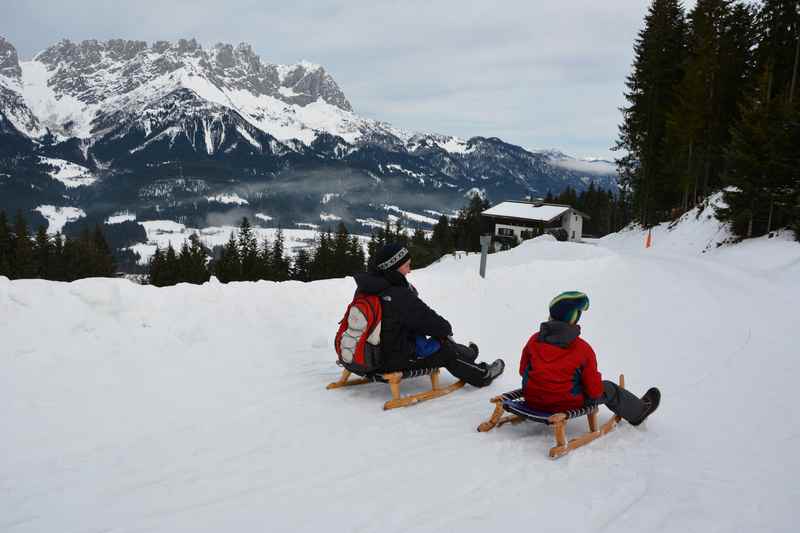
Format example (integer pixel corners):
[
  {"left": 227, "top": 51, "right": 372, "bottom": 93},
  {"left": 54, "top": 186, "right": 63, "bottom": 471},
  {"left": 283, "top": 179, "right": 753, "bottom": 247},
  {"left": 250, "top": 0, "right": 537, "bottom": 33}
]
[{"left": 334, "top": 292, "right": 383, "bottom": 373}]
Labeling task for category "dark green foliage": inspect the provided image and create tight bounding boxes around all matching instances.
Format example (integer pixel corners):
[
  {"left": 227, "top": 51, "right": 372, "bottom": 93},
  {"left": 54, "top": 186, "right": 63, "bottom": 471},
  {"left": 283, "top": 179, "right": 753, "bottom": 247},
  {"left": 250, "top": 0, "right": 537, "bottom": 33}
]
[
  {"left": 615, "top": 0, "right": 688, "bottom": 226},
  {"left": 452, "top": 193, "right": 491, "bottom": 252},
  {"left": 618, "top": 0, "right": 799, "bottom": 238},
  {"left": 148, "top": 233, "right": 212, "bottom": 286},
  {"left": 0, "top": 210, "right": 117, "bottom": 281},
  {"left": 550, "top": 184, "right": 627, "bottom": 236},
  {"left": 270, "top": 229, "right": 291, "bottom": 281}
]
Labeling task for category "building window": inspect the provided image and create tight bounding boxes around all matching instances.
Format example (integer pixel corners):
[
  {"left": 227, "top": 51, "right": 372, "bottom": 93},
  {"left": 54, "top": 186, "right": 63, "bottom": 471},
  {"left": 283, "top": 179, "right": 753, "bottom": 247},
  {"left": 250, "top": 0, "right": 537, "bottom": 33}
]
[
  {"left": 571, "top": 230, "right": 576, "bottom": 239},
  {"left": 498, "top": 227, "right": 515, "bottom": 237}
]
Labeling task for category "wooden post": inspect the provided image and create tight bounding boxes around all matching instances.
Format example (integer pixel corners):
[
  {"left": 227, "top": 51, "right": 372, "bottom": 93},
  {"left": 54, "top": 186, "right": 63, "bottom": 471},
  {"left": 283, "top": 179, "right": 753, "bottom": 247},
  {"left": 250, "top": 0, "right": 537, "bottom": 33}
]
[
  {"left": 587, "top": 409, "right": 598, "bottom": 432},
  {"left": 386, "top": 372, "right": 402, "bottom": 401},
  {"left": 430, "top": 369, "right": 440, "bottom": 390}
]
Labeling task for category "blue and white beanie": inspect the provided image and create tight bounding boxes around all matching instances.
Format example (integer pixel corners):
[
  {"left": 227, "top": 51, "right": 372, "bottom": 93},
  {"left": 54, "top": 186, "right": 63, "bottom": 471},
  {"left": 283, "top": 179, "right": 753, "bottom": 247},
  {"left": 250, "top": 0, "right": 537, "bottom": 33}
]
[{"left": 549, "top": 291, "right": 590, "bottom": 325}]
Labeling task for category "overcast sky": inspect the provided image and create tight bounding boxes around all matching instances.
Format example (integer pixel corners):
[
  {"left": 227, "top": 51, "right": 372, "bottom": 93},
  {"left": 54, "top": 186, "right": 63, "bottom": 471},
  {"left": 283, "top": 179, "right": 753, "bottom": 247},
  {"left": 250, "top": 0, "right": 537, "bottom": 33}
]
[{"left": 1, "top": 0, "right": 694, "bottom": 159}]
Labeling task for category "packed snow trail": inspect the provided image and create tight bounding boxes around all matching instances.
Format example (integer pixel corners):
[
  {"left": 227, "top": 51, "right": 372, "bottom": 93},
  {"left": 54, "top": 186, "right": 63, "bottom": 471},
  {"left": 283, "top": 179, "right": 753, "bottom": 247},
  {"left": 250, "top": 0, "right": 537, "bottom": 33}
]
[{"left": 1, "top": 230, "right": 799, "bottom": 532}]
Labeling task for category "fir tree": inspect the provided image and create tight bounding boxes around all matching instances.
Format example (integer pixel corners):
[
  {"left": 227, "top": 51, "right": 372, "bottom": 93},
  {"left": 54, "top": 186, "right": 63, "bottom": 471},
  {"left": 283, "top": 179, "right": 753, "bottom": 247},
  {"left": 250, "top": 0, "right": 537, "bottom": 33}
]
[
  {"left": 33, "top": 226, "right": 51, "bottom": 278},
  {"left": 238, "top": 218, "right": 259, "bottom": 281},
  {"left": 270, "top": 228, "right": 290, "bottom": 281},
  {"left": 292, "top": 248, "right": 312, "bottom": 281},
  {"left": 615, "top": 0, "right": 688, "bottom": 226},
  {"left": 12, "top": 211, "right": 36, "bottom": 279},
  {"left": 0, "top": 211, "right": 11, "bottom": 277},
  {"left": 215, "top": 231, "right": 241, "bottom": 283}
]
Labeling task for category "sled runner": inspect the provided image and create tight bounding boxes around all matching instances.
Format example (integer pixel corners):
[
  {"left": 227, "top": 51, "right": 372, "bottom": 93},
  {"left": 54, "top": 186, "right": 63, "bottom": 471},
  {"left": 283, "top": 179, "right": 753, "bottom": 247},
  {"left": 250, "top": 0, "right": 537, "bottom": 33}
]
[
  {"left": 477, "top": 374, "right": 626, "bottom": 458},
  {"left": 326, "top": 365, "right": 465, "bottom": 410}
]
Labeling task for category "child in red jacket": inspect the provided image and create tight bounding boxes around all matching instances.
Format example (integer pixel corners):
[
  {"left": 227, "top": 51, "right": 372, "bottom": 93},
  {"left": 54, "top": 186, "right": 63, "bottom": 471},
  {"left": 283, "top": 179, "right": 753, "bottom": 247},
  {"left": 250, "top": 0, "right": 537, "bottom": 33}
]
[{"left": 519, "top": 291, "right": 659, "bottom": 425}]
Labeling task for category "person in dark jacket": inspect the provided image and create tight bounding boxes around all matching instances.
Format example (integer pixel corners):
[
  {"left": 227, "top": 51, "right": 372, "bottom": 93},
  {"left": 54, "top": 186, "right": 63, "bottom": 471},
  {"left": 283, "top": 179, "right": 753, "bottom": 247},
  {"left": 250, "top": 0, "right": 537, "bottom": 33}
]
[
  {"left": 519, "top": 291, "right": 660, "bottom": 425},
  {"left": 353, "top": 243, "right": 505, "bottom": 387}
]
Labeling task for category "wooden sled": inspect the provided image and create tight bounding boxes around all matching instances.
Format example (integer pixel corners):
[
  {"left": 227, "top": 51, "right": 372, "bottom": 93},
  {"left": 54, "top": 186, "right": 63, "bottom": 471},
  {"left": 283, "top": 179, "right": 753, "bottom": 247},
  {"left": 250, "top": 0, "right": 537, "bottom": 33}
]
[
  {"left": 326, "top": 366, "right": 465, "bottom": 410},
  {"left": 477, "top": 374, "right": 626, "bottom": 459}
]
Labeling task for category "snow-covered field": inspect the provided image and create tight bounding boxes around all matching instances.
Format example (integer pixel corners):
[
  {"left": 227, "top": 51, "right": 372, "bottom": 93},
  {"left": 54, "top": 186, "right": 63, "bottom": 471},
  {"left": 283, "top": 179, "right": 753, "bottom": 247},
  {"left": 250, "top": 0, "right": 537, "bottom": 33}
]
[
  {"left": 2, "top": 209, "right": 799, "bottom": 532},
  {"left": 127, "top": 221, "right": 370, "bottom": 265}
]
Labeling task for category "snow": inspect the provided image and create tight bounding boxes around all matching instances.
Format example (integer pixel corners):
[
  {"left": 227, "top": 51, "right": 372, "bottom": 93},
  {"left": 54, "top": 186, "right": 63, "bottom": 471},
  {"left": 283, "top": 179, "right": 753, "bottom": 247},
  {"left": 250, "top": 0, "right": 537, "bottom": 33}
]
[
  {"left": 254, "top": 213, "right": 273, "bottom": 223},
  {"left": 130, "top": 220, "right": 330, "bottom": 265},
  {"left": 106, "top": 213, "right": 137, "bottom": 224},
  {"left": 321, "top": 193, "right": 340, "bottom": 204},
  {"left": 382, "top": 205, "right": 439, "bottom": 225},
  {"left": 33, "top": 205, "right": 86, "bottom": 234},
  {"left": 20, "top": 62, "right": 98, "bottom": 138},
  {"left": 435, "top": 136, "right": 471, "bottom": 154},
  {"left": 483, "top": 201, "right": 570, "bottom": 222},
  {"left": 319, "top": 212, "right": 342, "bottom": 221},
  {"left": 1, "top": 208, "right": 799, "bottom": 532},
  {"left": 38, "top": 157, "right": 97, "bottom": 188},
  {"left": 206, "top": 193, "right": 249, "bottom": 205}
]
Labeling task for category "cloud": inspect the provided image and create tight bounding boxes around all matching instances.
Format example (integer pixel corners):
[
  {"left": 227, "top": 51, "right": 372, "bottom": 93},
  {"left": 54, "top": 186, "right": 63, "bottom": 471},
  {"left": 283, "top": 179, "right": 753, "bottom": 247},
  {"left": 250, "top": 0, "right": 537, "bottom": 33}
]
[{"left": 0, "top": 0, "right": 692, "bottom": 159}]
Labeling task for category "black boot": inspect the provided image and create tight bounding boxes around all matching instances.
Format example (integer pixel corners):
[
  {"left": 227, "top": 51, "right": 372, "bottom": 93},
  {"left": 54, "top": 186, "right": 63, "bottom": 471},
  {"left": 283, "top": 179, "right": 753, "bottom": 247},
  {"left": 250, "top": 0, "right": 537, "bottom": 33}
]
[
  {"left": 468, "top": 342, "right": 479, "bottom": 360},
  {"left": 630, "top": 388, "right": 660, "bottom": 426},
  {"left": 482, "top": 359, "right": 505, "bottom": 385}
]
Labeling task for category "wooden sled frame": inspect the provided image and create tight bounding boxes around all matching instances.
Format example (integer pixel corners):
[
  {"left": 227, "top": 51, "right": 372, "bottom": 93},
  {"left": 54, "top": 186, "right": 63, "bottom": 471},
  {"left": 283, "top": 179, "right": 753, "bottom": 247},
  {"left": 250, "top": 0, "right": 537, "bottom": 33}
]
[
  {"left": 326, "top": 367, "right": 465, "bottom": 410},
  {"left": 477, "top": 374, "right": 626, "bottom": 459}
]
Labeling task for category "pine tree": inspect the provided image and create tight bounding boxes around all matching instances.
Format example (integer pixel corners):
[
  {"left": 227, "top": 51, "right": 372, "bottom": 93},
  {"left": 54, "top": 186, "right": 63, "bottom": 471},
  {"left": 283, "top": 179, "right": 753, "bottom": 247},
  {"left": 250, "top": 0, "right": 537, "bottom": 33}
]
[
  {"left": 92, "top": 225, "right": 116, "bottom": 276},
  {"left": 215, "top": 231, "right": 241, "bottom": 283},
  {"left": 12, "top": 211, "right": 36, "bottom": 279},
  {"left": 33, "top": 226, "right": 51, "bottom": 278},
  {"left": 148, "top": 247, "right": 166, "bottom": 286},
  {"left": 347, "top": 234, "right": 366, "bottom": 274},
  {"left": 0, "top": 211, "right": 11, "bottom": 278},
  {"left": 186, "top": 233, "right": 211, "bottom": 284},
  {"left": 311, "top": 230, "right": 334, "bottom": 279},
  {"left": 431, "top": 214, "right": 454, "bottom": 254},
  {"left": 453, "top": 193, "right": 490, "bottom": 251},
  {"left": 615, "top": 0, "right": 688, "bottom": 226},
  {"left": 291, "top": 248, "right": 312, "bottom": 281},
  {"left": 238, "top": 218, "right": 259, "bottom": 281},
  {"left": 270, "top": 228, "right": 290, "bottom": 281},
  {"left": 49, "top": 233, "right": 66, "bottom": 281},
  {"left": 258, "top": 235, "right": 273, "bottom": 280}
]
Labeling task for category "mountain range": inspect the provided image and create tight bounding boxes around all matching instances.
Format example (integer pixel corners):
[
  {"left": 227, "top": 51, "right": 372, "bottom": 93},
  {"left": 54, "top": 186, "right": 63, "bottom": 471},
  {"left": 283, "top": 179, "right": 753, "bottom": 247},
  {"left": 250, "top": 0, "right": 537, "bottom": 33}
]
[{"left": 0, "top": 36, "right": 618, "bottom": 235}]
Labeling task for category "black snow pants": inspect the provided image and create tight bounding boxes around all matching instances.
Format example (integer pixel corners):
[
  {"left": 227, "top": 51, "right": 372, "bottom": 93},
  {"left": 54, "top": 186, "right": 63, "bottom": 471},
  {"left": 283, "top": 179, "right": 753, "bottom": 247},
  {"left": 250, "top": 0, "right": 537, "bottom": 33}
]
[
  {"left": 406, "top": 340, "right": 488, "bottom": 388},
  {"left": 599, "top": 380, "right": 647, "bottom": 424}
]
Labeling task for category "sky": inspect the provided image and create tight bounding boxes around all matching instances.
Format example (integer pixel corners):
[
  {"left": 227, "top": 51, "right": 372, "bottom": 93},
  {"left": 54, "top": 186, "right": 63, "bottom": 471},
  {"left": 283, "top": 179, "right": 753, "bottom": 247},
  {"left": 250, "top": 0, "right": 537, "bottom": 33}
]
[{"left": 0, "top": 0, "right": 695, "bottom": 160}]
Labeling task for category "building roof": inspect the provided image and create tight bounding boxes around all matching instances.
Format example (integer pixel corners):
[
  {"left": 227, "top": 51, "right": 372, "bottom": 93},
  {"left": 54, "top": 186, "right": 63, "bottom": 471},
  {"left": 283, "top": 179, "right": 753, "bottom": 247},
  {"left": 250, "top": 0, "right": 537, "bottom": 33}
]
[{"left": 481, "top": 202, "right": 574, "bottom": 223}]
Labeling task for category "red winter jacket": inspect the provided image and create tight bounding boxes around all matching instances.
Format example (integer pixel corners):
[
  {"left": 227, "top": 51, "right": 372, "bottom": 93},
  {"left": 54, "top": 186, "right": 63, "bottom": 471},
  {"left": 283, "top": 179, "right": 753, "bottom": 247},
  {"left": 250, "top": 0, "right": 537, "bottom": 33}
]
[{"left": 518, "top": 323, "right": 603, "bottom": 412}]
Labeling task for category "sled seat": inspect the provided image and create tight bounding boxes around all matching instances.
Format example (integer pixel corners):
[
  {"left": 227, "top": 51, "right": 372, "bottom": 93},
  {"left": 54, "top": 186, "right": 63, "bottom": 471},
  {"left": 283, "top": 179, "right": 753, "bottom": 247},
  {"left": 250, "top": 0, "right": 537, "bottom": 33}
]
[
  {"left": 326, "top": 364, "right": 465, "bottom": 410},
  {"left": 477, "top": 374, "right": 626, "bottom": 459}
]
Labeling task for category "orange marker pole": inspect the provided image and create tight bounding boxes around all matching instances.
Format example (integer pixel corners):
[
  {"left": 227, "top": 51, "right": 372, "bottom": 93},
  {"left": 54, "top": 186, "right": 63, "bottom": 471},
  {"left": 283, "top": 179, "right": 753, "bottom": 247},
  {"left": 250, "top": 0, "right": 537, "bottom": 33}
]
[{"left": 645, "top": 228, "right": 652, "bottom": 248}]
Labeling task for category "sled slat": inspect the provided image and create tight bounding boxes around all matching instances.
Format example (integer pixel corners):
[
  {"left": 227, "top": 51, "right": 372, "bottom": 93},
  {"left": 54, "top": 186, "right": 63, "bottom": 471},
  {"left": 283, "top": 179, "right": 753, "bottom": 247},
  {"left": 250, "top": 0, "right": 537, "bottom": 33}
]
[{"left": 327, "top": 367, "right": 464, "bottom": 410}]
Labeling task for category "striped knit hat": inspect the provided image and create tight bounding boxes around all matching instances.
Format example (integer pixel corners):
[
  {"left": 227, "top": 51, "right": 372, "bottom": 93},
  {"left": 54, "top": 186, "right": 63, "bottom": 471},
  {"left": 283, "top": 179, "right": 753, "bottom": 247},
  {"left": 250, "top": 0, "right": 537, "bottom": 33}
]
[
  {"left": 549, "top": 291, "right": 590, "bottom": 325},
  {"left": 375, "top": 243, "right": 411, "bottom": 272}
]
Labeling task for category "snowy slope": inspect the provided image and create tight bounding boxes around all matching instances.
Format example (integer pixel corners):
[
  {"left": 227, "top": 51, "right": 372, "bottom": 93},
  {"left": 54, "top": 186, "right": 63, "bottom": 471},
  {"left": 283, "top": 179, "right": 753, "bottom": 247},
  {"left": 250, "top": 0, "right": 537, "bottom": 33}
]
[{"left": 2, "top": 215, "right": 799, "bottom": 532}]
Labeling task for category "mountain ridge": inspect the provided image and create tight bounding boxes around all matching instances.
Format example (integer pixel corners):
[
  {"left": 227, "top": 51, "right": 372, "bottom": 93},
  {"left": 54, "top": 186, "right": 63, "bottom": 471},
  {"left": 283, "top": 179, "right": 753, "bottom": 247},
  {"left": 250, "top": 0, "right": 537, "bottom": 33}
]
[{"left": 0, "top": 35, "right": 618, "bottom": 237}]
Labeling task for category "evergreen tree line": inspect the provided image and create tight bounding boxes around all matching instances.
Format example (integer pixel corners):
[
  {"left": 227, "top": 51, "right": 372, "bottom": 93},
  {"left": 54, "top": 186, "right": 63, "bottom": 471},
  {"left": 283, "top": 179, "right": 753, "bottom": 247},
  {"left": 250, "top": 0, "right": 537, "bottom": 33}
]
[
  {"left": 147, "top": 195, "right": 497, "bottom": 286},
  {"left": 616, "top": 0, "right": 800, "bottom": 239},
  {"left": 147, "top": 217, "right": 366, "bottom": 286},
  {"left": 0, "top": 210, "right": 116, "bottom": 281},
  {"left": 545, "top": 183, "right": 631, "bottom": 236}
]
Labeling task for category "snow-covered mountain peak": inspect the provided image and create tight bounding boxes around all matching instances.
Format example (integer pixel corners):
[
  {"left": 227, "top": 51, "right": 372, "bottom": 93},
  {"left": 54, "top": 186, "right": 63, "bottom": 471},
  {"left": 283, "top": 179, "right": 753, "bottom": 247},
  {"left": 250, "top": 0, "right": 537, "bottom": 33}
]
[{"left": 27, "top": 37, "right": 351, "bottom": 111}]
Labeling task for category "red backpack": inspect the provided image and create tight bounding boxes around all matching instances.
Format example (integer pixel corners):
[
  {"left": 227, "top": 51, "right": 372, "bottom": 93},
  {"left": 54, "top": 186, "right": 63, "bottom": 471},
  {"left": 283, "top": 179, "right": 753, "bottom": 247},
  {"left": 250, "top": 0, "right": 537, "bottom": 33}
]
[{"left": 334, "top": 292, "right": 383, "bottom": 373}]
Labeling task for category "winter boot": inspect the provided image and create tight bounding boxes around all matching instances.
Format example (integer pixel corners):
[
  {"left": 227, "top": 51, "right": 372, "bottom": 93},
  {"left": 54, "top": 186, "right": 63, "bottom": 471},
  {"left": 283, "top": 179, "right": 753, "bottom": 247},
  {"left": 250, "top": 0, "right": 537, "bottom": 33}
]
[
  {"left": 630, "top": 387, "right": 660, "bottom": 426},
  {"left": 468, "top": 342, "right": 479, "bottom": 360},
  {"left": 482, "top": 359, "right": 505, "bottom": 385}
]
